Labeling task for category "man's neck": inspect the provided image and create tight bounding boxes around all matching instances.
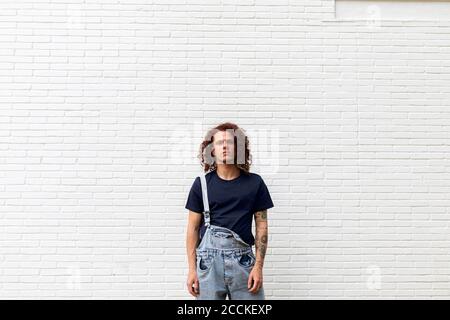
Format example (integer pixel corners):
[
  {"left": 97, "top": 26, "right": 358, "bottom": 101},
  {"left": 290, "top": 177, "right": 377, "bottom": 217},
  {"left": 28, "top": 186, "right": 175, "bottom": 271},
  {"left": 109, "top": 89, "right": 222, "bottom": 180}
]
[{"left": 216, "top": 165, "right": 240, "bottom": 181}]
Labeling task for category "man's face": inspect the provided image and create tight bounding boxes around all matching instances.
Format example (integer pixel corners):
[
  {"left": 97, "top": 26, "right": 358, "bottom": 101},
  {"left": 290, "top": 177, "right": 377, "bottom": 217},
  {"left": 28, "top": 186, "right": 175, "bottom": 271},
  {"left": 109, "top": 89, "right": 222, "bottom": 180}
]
[{"left": 212, "top": 130, "right": 235, "bottom": 164}]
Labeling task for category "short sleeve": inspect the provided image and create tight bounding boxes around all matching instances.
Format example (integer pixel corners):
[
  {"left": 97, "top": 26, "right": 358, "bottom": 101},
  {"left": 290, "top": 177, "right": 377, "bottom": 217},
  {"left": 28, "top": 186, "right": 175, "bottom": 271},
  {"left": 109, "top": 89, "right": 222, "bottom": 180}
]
[
  {"left": 185, "top": 176, "right": 204, "bottom": 214},
  {"left": 252, "top": 177, "right": 274, "bottom": 212}
]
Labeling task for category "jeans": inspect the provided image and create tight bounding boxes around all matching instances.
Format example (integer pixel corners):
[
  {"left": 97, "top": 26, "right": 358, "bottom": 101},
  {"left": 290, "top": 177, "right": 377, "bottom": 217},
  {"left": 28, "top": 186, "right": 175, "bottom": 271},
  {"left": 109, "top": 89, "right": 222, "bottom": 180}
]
[{"left": 195, "top": 225, "right": 265, "bottom": 300}]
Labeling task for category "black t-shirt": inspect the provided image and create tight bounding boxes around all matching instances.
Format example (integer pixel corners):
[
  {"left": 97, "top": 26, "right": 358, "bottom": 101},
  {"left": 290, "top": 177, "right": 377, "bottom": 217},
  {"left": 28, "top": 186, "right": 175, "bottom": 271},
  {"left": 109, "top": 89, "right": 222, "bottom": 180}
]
[{"left": 185, "top": 169, "right": 274, "bottom": 246}]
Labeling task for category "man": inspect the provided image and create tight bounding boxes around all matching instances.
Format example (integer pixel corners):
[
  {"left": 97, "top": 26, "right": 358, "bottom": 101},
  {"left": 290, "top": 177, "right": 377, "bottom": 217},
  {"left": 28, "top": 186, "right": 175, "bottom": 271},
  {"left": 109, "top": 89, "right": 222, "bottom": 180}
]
[{"left": 185, "top": 122, "right": 274, "bottom": 300}]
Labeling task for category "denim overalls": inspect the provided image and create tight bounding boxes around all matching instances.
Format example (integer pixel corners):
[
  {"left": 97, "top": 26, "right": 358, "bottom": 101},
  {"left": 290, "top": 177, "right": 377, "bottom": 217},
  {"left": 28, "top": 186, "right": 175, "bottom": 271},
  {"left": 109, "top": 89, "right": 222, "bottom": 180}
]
[{"left": 195, "top": 172, "right": 265, "bottom": 300}]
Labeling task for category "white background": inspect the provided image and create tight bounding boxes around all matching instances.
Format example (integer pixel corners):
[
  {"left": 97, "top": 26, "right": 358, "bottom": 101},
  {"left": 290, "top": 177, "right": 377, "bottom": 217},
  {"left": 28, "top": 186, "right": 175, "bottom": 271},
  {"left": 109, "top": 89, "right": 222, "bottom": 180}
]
[{"left": 1, "top": 0, "right": 450, "bottom": 299}]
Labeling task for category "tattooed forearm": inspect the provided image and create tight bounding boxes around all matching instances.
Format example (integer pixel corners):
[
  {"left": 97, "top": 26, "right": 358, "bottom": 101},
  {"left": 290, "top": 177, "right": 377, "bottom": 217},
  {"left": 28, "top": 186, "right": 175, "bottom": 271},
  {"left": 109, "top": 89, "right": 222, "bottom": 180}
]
[
  {"left": 258, "top": 234, "right": 267, "bottom": 259},
  {"left": 255, "top": 227, "right": 268, "bottom": 268},
  {"left": 254, "top": 210, "right": 268, "bottom": 269}
]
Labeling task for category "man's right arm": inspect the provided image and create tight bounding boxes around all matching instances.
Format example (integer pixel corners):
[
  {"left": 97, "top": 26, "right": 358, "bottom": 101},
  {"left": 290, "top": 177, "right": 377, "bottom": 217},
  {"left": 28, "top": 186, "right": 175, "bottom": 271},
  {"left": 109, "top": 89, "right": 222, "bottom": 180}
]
[{"left": 186, "top": 210, "right": 202, "bottom": 297}]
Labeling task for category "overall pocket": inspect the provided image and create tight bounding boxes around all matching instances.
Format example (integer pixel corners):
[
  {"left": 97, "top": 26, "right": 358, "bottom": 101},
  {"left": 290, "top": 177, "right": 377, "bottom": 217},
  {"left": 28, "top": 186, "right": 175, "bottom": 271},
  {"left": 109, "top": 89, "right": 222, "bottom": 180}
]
[
  {"left": 236, "top": 251, "right": 256, "bottom": 269},
  {"left": 196, "top": 253, "right": 216, "bottom": 273}
]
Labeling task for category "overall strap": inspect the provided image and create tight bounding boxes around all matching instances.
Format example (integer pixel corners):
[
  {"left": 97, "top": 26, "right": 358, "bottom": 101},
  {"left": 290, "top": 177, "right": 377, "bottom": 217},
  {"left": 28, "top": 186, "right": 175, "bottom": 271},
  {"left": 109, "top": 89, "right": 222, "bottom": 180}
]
[{"left": 199, "top": 172, "right": 211, "bottom": 227}]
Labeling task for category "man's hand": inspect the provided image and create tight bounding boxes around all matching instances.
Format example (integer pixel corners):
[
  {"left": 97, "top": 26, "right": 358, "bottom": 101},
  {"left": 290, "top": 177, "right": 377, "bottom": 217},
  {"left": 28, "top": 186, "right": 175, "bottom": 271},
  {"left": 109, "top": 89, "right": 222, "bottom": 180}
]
[
  {"left": 248, "top": 265, "right": 263, "bottom": 293},
  {"left": 186, "top": 270, "right": 200, "bottom": 297}
]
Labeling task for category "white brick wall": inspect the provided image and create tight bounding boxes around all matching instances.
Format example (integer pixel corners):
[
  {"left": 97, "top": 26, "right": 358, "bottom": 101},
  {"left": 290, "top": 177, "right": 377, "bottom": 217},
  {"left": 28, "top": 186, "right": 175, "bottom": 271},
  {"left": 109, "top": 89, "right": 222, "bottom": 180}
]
[{"left": 1, "top": 0, "right": 450, "bottom": 299}]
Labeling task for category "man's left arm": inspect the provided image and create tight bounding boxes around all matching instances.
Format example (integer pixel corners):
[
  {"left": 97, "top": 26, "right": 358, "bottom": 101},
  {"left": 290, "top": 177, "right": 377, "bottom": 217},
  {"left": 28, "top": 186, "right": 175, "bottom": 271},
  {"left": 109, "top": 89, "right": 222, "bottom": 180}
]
[{"left": 248, "top": 209, "right": 268, "bottom": 293}]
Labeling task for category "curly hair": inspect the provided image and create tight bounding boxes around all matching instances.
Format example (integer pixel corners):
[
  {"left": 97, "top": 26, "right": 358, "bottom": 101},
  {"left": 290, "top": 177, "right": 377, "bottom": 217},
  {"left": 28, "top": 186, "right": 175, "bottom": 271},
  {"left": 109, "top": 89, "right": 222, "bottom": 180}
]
[{"left": 198, "top": 122, "right": 252, "bottom": 174}]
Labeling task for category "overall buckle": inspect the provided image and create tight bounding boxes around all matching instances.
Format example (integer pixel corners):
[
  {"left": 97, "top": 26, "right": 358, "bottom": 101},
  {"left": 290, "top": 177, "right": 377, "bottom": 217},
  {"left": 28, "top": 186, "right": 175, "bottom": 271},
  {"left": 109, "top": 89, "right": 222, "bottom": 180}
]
[{"left": 203, "top": 210, "right": 210, "bottom": 227}]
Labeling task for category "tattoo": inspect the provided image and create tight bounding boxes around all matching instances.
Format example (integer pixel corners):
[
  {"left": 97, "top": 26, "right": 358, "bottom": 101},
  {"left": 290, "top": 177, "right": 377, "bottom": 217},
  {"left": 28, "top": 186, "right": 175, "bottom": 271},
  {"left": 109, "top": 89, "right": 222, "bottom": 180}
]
[
  {"left": 258, "top": 235, "right": 267, "bottom": 260},
  {"left": 261, "top": 234, "right": 267, "bottom": 244},
  {"left": 261, "top": 210, "right": 267, "bottom": 220},
  {"left": 255, "top": 209, "right": 267, "bottom": 221}
]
